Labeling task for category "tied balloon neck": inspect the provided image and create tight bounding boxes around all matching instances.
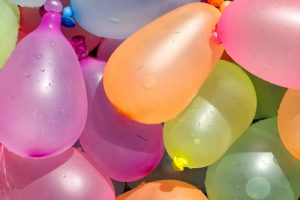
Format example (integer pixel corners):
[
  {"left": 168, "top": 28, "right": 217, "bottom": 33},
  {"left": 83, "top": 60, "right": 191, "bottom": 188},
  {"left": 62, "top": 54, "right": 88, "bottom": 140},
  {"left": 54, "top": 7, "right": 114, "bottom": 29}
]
[
  {"left": 172, "top": 156, "right": 188, "bottom": 172},
  {"left": 70, "top": 36, "right": 88, "bottom": 60},
  {"left": 40, "top": 3, "right": 76, "bottom": 28},
  {"left": 208, "top": 0, "right": 224, "bottom": 8},
  {"left": 211, "top": 27, "right": 222, "bottom": 45}
]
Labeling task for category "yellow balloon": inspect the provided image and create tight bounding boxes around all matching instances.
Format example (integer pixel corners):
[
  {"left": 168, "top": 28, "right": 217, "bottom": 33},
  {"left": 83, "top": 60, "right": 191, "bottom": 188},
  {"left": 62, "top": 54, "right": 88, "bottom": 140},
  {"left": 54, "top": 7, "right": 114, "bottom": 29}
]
[
  {"left": 163, "top": 60, "right": 257, "bottom": 170},
  {"left": 0, "top": 0, "right": 19, "bottom": 69}
]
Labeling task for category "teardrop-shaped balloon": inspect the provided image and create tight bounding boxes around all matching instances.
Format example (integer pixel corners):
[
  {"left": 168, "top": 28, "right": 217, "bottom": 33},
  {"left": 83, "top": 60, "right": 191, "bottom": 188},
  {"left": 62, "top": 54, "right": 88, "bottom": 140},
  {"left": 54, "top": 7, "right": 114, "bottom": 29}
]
[
  {"left": 128, "top": 153, "right": 207, "bottom": 191},
  {"left": 206, "top": 118, "right": 300, "bottom": 200},
  {"left": 164, "top": 60, "right": 256, "bottom": 169},
  {"left": 278, "top": 89, "right": 300, "bottom": 159},
  {"left": 0, "top": 11, "right": 87, "bottom": 158},
  {"left": 71, "top": 0, "right": 199, "bottom": 39},
  {"left": 218, "top": 0, "right": 300, "bottom": 88},
  {"left": 117, "top": 180, "right": 207, "bottom": 200},
  {"left": 80, "top": 57, "right": 164, "bottom": 182},
  {"left": 4, "top": 147, "right": 115, "bottom": 200},
  {"left": 103, "top": 3, "right": 223, "bottom": 124},
  {"left": 0, "top": 0, "right": 19, "bottom": 69},
  {"left": 10, "top": 0, "right": 46, "bottom": 7}
]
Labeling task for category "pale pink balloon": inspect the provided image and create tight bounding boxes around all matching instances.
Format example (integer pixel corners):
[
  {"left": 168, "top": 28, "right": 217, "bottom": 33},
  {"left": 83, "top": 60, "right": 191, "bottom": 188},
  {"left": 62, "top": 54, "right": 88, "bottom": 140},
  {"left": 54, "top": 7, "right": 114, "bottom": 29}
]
[
  {"left": 79, "top": 57, "right": 164, "bottom": 182},
  {"left": 4, "top": 147, "right": 115, "bottom": 200},
  {"left": 0, "top": 11, "right": 87, "bottom": 158},
  {"left": 97, "top": 38, "right": 124, "bottom": 62},
  {"left": 19, "top": 0, "right": 101, "bottom": 50},
  {"left": 218, "top": 0, "right": 300, "bottom": 88}
]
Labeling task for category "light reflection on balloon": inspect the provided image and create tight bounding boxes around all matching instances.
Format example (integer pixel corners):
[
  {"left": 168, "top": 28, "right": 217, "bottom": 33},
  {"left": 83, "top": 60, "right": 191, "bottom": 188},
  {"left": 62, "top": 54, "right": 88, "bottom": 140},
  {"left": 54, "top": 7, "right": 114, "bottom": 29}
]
[
  {"left": 206, "top": 118, "right": 300, "bottom": 200},
  {"left": 103, "top": 3, "right": 223, "bottom": 124},
  {"left": 164, "top": 60, "right": 256, "bottom": 169},
  {"left": 71, "top": 0, "right": 199, "bottom": 39},
  {"left": 0, "top": 10, "right": 87, "bottom": 158}
]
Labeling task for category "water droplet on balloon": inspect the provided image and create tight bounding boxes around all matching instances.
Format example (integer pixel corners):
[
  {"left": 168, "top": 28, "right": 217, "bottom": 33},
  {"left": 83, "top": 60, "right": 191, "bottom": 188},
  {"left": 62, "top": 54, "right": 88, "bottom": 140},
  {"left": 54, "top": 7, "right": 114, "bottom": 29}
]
[
  {"left": 40, "top": 68, "right": 46, "bottom": 72},
  {"left": 109, "top": 17, "right": 120, "bottom": 24},
  {"left": 24, "top": 72, "right": 31, "bottom": 78},
  {"left": 35, "top": 54, "right": 43, "bottom": 59},
  {"left": 193, "top": 138, "right": 200, "bottom": 145}
]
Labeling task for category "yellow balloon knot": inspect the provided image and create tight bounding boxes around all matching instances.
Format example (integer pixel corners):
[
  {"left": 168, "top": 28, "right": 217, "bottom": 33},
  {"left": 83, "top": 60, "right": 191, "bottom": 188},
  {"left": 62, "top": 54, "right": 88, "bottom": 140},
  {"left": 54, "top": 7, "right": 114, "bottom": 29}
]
[{"left": 172, "top": 157, "right": 188, "bottom": 172}]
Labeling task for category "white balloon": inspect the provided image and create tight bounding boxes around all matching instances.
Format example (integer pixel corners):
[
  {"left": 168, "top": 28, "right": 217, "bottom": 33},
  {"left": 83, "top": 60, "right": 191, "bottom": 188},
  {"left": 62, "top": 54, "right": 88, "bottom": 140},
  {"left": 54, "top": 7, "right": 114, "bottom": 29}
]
[{"left": 10, "top": 0, "right": 46, "bottom": 7}]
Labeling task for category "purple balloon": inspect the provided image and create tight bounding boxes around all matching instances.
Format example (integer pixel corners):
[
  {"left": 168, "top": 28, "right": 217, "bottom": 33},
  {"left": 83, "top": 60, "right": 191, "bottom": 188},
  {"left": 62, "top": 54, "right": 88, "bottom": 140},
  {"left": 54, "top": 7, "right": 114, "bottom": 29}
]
[
  {"left": 97, "top": 39, "right": 124, "bottom": 62},
  {"left": 80, "top": 57, "right": 164, "bottom": 182},
  {"left": 3, "top": 147, "right": 115, "bottom": 200}
]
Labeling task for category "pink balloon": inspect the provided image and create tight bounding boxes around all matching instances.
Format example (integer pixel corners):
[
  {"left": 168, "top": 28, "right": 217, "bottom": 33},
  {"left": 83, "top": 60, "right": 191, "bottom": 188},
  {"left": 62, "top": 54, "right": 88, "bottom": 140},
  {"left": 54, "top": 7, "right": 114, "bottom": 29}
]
[
  {"left": 19, "top": 0, "right": 101, "bottom": 51},
  {"left": 218, "top": 0, "right": 300, "bottom": 88},
  {"left": 97, "top": 38, "right": 124, "bottom": 62},
  {"left": 0, "top": 11, "right": 87, "bottom": 158},
  {"left": 3, "top": 147, "right": 115, "bottom": 200},
  {"left": 79, "top": 57, "right": 164, "bottom": 182}
]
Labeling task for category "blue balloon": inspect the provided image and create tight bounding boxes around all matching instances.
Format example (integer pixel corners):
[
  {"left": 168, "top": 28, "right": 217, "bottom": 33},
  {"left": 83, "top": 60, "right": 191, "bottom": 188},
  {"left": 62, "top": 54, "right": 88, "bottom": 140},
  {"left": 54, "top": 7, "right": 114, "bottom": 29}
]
[{"left": 71, "top": 0, "right": 198, "bottom": 39}]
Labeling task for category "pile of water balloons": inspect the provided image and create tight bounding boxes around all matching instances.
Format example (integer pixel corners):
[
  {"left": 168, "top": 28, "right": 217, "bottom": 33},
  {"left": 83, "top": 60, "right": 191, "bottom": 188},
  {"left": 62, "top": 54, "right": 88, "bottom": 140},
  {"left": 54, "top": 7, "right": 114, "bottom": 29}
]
[{"left": 1, "top": 0, "right": 300, "bottom": 199}]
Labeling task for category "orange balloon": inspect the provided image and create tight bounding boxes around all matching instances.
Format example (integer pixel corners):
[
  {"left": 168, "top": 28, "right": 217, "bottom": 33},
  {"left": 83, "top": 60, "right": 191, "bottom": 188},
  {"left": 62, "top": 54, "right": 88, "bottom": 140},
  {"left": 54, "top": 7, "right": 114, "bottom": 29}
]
[
  {"left": 278, "top": 89, "right": 300, "bottom": 159},
  {"left": 103, "top": 3, "right": 223, "bottom": 124},
  {"left": 117, "top": 180, "right": 207, "bottom": 200}
]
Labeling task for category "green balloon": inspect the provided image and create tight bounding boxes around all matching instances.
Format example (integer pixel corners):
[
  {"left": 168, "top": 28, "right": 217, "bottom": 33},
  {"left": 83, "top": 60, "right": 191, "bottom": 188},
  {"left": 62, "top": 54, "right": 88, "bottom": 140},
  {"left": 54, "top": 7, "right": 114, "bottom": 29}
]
[
  {"left": 247, "top": 73, "right": 287, "bottom": 120},
  {"left": 163, "top": 60, "right": 257, "bottom": 170},
  {"left": 206, "top": 118, "right": 300, "bottom": 200}
]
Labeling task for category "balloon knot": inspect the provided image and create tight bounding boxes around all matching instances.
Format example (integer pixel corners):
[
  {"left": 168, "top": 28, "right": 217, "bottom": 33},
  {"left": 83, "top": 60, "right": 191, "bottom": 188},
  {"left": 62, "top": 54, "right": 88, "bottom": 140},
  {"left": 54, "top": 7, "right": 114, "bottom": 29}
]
[
  {"left": 208, "top": 0, "right": 224, "bottom": 8},
  {"left": 62, "top": 6, "right": 76, "bottom": 28},
  {"left": 70, "top": 35, "right": 88, "bottom": 60},
  {"left": 172, "top": 156, "right": 188, "bottom": 172},
  {"left": 211, "top": 28, "right": 222, "bottom": 45}
]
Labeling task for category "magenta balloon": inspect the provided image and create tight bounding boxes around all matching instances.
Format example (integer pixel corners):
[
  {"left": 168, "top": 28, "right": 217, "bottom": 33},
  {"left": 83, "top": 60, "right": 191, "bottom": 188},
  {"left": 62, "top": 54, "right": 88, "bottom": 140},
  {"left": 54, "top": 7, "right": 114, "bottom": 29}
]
[
  {"left": 4, "top": 147, "right": 115, "bottom": 200},
  {"left": 0, "top": 12, "right": 87, "bottom": 158},
  {"left": 97, "top": 39, "right": 124, "bottom": 62},
  {"left": 79, "top": 57, "right": 164, "bottom": 182},
  {"left": 218, "top": 0, "right": 300, "bottom": 88}
]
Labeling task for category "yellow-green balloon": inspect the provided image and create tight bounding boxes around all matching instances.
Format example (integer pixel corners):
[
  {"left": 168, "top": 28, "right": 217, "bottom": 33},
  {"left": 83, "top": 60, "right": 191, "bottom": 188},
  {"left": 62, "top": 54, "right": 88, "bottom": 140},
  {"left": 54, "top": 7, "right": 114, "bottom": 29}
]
[
  {"left": 0, "top": 0, "right": 19, "bottom": 69},
  {"left": 163, "top": 60, "right": 257, "bottom": 170}
]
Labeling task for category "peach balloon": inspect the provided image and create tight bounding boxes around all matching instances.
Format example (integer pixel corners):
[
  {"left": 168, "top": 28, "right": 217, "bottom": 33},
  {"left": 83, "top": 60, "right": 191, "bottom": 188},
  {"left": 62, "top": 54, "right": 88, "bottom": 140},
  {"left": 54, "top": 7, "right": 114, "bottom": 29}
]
[
  {"left": 117, "top": 180, "right": 207, "bottom": 200},
  {"left": 278, "top": 89, "right": 300, "bottom": 159},
  {"left": 103, "top": 2, "right": 223, "bottom": 124}
]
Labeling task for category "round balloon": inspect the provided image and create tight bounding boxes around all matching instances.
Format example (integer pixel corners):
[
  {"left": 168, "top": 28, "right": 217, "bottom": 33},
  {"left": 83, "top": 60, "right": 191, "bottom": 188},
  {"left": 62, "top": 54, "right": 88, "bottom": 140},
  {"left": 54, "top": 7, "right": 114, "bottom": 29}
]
[
  {"left": 206, "top": 118, "right": 300, "bottom": 200},
  {"left": 4, "top": 147, "right": 115, "bottom": 200},
  {"left": 10, "top": 0, "right": 46, "bottom": 7},
  {"left": 0, "top": 0, "right": 19, "bottom": 69},
  {"left": 0, "top": 11, "right": 87, "bottom": 158},
  {"left": 103, "top": 3, "right": 223, "bottom": 124},
  {"left": 80, "top": 57, "right": 164, "bottom": 182},
  {"left": 164, "top": 60, "right": 256, "bottom": 169},
  {"left": 278, "top": 89, "right": 300, "bottom": 159},
  {"left": 117, "top": 180, "right": 207, "bottom": 200},
  {"left": 71, "top": 0, "right": 199, "bottom": 39},
  {"left": 128, "top": 153, "right": 207, "bottom": 191},
  {"left": 218, "top": 0, "right": 300, "bottom": 88}
]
